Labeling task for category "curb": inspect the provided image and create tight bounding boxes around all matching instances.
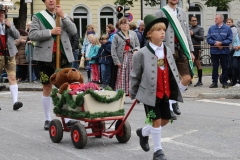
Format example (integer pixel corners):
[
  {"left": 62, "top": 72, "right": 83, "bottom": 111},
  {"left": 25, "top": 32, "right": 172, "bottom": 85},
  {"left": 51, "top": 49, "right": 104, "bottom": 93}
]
[{"left": 198, "top": 93, "right": 240, "bottom": 99}]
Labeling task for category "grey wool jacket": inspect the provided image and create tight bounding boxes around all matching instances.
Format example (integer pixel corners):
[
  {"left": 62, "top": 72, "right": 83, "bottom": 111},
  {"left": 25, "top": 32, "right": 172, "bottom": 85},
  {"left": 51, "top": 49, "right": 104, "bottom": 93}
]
[
  {"left": 130, "top": 44, "right": 183, "bottom": 107},
  {"left": 29, "top": 14, "right": 77, "bottom": 62},
  {"left": 111, "top": 30, "right": 140, "bottom": 65},
  {"left": 3, "top": 22, "right": 20, "bottom": 57}
]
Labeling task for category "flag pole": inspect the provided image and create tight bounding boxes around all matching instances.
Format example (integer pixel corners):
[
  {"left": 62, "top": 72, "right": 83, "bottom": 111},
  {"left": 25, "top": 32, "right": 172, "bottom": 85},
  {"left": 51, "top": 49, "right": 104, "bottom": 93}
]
[{"left": 56, "top": 0, "right": 60, "bottom": 69}]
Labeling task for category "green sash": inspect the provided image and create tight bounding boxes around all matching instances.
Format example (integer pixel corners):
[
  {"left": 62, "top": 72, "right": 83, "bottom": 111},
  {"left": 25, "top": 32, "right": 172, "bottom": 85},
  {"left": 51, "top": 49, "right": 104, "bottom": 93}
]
[
  {"left": 161, "top": 7, "right": 194, "bottom": 76},
  {"left": 35, "top": 11, "right": 65, "bottom": 55}
]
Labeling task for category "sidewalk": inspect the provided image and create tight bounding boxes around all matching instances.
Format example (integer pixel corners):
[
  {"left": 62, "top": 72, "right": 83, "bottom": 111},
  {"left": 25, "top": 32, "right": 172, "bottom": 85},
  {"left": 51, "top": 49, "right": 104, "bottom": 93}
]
[{"left": 1, "top": 71, "right": 240, "bottom": 99}]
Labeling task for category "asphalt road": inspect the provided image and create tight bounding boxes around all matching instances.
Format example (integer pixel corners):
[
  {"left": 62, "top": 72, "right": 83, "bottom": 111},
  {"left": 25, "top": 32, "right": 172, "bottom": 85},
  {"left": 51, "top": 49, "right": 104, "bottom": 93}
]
[{"left": 0, "top": 91, "right": 240, "bottom": 160}]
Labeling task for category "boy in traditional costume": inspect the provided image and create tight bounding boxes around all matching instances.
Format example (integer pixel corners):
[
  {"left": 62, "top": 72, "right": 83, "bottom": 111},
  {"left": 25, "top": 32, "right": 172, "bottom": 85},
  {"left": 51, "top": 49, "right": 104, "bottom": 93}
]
[
  {"left": 155, "top": 0, "right": 195, "bottom": 118},
  {"left": 130, "top": 15, "right": 183, "bottom": 160},
  {"left": 29, "top": 0, "right": 77, "bottom": 130}
]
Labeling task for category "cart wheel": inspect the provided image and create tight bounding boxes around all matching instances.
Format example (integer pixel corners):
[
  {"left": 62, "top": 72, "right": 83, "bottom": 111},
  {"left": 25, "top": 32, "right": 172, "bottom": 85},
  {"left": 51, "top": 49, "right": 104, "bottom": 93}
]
[
  {"left": 49, "top": 119, "right": 63, "bottom": 143},
  {"left": 115, "top": 120, "right": 131, "bottom": 143},
  {"left": 71, "top": 123, "right": 87, "bottom": 149},
  {"left": 91, "top": 122, "right": 105, "bottom": 138}
]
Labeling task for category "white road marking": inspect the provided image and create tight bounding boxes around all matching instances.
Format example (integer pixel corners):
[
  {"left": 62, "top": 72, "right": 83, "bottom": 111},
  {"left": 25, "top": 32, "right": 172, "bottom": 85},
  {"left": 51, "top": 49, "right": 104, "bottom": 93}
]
[
  {"left": 167, "top": 140, "right": 231, "bottom": 157},
  {"left": 130, "top": 129, "right": 231, "bottom": 157},
  {"left": 197, "top": 99, "right": 240, "bottom": 107},
  {"left": 129, "top": 130, "right": 198, "bottom": 150}
]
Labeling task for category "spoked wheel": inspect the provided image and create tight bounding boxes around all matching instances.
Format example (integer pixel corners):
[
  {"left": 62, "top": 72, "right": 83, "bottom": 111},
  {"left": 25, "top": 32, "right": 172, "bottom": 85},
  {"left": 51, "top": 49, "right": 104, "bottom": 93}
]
[
  {"left": 115, "top": 120, "right": 131, "bottom": 143},
  {"left": 91, "top": 122, "right": 106, "bottom": 138},
  {"left": 49, "top": 119, "right": 63, "bottom": 143},
  {"left": 71, "top": 123, "right": 87, "bottom": 149}
]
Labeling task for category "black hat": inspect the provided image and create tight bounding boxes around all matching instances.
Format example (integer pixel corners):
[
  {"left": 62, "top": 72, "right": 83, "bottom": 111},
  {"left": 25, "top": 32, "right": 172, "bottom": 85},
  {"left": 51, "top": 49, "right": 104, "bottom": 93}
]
[{"left": 143, "top": 15, "right": 169, "bottom": 38}]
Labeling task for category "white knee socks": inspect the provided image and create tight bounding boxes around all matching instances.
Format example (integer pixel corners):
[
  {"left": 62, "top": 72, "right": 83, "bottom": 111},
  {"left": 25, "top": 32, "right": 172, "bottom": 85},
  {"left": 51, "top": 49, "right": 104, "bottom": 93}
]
[
  {"left": 169, "top": 100, "right": 175, "bottom": 111},
  {"left": 179, "top": 82, "right": 188, "bottom": 93},
  {"left": 9, "top": 84, "right": 18, "bottom": 104},
  {"left": 142, "top": 125, "right": 151, "bottom": 137},
  {"left": 42, "top": 95, "right": 52, "bottom": 121},
  {"left": 151, "top": 126, "right": 162, "bottom": 152}
]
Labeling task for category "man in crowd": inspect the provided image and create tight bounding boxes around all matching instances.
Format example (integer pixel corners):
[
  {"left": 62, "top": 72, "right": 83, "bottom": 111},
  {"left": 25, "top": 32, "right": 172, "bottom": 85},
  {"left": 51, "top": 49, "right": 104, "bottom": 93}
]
[
  {"left": 135, "top": 20, "right": 146, "bottom": 48},
  {"left": 0, "top": 5, "right": 22, "bottom": 110},
  {"left": 69, "top": 18, "right": 80, "bottom": 69},
  {"left": 155, "top": 0, "right": 195, "bottom": 119},
  {"left": 207, "top": 14, "right": 232, "bottom": 89},
  {"left": 29, "top": 0, "right": 77, "bottom": 130},
  {"left": 189, "top": 16, "right": 204, "bottom": 87}
]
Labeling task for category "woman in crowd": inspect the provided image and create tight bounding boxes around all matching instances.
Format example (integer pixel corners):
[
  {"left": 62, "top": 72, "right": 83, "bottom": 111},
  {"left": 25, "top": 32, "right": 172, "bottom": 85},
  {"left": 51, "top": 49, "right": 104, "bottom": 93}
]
[
  {"left": 15, "top": 29, "right": 28, "bottom": 82},
  {"left": 129, "top": 22, "right": 137, "bottom": 31},
  {"left": 106, "top": 24, "right": 116, "bottom": 43},
  {"left": 111, "top": 17, "right": 140, "bottom": 95},
  {"left": 226, "top": 18, "right": 238, "bottom": 86}
]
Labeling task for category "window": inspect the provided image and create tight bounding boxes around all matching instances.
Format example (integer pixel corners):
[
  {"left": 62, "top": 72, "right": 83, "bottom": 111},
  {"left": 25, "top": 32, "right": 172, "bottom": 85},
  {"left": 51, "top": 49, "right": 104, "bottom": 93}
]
[
  {"left": 188, "top": 4, "right": 202, "bottom": 26},
  {"left": 73, "top": 7, "right": 88, "bottom": 39},
  {"left": 100, "top": 7, "right": 115, "bottom": 35},
  {"left": 216, "top": 7, "right": 229, "bottom": 23}
]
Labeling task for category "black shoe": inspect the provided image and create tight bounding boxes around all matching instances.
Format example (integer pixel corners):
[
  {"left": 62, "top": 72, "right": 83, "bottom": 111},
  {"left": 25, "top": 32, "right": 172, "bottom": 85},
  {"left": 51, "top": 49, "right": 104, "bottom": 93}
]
[
  {"left": 194, "top": 81, "right": 203, "bottom": 87},
  {"left": 44, "top": 120, "right": 50, "bottom": 130},
  {"left": 13, "top": 102, "right": 23, "bottom": 110},
  {"left": 153, "top": 149, "right": 167, "bottom": 160},
  {"left": 0, "top": 84, "right": 6, "bottom": 91},
  {"left": 66, "top": 120, "right": 78, "bottom": 128},
  {"left": 136, "top": 128, "right": 150, "bottom": 152},
  {"left": 228, "top": 82, "right": 236, "bottom": 86},
  {"left": 222, "top": 84, "right": 228, "bottom": 89},
  {"left": 172, "top": 103, "right": 181, "bottom": 115},
  {"left": 170, "top": 111, "right": 177, "bottom": 120},
  {"left": 209, "top": 83, "right": 218, "bottom": 88}
]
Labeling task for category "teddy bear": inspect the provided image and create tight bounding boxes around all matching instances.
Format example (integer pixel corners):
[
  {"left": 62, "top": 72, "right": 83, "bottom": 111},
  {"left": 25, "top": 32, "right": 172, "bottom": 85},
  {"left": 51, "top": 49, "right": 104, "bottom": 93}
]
[{"left": 50, "top": 68, "right": 84, "bottom": 94}]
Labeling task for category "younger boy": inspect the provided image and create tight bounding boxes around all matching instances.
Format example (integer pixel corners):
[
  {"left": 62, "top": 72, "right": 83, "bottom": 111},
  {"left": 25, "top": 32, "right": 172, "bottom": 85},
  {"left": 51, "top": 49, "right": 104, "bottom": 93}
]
[
  {"left": 130, "top": 15, "right": 183, "bottom": 160},
  {"left": 92, "top": 34, "right": 112, "bottom": 87}
]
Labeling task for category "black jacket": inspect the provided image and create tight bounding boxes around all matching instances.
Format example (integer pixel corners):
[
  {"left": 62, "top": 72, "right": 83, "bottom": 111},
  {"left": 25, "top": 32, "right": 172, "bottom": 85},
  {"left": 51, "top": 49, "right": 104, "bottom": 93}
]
[
  {"left": 69, "top": 33, "right": 80, "bottom": 51},
  {"left": 92, "top": 42, "right": 112, "bottom": 65}
]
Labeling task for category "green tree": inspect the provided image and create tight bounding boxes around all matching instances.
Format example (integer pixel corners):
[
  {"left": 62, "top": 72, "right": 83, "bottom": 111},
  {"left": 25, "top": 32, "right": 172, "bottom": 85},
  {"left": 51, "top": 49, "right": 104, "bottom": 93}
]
[{"left": 115, "top": 0, "right": 232, "bottom": 9}]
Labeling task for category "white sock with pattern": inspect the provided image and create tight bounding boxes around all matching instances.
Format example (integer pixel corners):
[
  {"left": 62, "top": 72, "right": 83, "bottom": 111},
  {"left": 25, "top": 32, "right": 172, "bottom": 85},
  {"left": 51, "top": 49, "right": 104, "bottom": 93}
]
[{"left": 179, "top": 82, "right": 188, "bottom": 93}]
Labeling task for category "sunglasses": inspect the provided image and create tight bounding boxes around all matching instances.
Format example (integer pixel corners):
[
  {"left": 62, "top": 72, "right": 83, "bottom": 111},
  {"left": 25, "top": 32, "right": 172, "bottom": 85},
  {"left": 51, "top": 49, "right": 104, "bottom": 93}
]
[{"left": 191, "top": 20, "right": 197, "bottom": 22}]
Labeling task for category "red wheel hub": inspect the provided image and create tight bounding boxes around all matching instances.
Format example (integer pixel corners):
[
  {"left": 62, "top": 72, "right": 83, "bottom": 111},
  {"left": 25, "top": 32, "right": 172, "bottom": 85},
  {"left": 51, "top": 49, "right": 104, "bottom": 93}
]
[
  {"left": 51, "top": 126, "right": 56, "bottom": 137},
  {"left": 73, "top": 130, "right": 80, "bottom": 142}
]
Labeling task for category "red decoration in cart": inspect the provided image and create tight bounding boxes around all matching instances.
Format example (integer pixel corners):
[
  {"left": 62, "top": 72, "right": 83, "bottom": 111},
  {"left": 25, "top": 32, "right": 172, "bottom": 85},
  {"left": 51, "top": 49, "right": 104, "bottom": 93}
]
[{"left": 69, "top": 82, "right": 100, "bottom": 95}]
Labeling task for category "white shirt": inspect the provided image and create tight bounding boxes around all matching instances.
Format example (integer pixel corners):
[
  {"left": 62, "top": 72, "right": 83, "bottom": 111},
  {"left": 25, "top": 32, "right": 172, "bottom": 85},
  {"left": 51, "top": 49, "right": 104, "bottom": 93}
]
[
  {"left": 0, "top": 22, "right": 5, "bottom": 35},
  {"left": 167, "top": 4, "right": 178, "bottom": 17},
  {"left": 149, "top": 42, "right": 165, "bottom": 70}
]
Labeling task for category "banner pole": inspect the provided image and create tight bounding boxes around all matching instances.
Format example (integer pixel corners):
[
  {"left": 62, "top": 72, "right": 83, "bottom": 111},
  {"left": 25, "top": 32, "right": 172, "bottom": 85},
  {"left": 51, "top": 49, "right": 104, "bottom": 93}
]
[{"left": 56, "top": 0, "right": 61, "bottom": 69}]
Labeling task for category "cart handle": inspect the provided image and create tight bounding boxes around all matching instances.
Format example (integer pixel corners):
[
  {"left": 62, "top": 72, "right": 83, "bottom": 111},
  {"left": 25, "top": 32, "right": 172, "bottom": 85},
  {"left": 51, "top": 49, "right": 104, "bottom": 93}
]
[{"left": 117, "top": 99, "right": 138, "bottom": 129}]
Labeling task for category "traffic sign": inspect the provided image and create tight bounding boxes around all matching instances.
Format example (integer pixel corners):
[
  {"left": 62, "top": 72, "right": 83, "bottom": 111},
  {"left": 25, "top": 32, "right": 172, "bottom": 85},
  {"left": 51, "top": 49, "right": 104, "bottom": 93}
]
[{"left": 127, "top": 13, "right": 133, "bottom": 22}]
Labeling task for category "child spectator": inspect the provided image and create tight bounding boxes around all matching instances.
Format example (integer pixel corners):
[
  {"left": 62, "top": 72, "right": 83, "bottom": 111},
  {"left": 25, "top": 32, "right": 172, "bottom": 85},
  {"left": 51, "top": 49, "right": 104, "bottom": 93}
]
[
  {"left": 85, "top": 34, "right": 94, "bottom": 81},
  {"left": 86, "top": 36, "right": 100, "bottom": 83},
  {"left": 93, "top": 34, "right": 112, "bottom": 87}
]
